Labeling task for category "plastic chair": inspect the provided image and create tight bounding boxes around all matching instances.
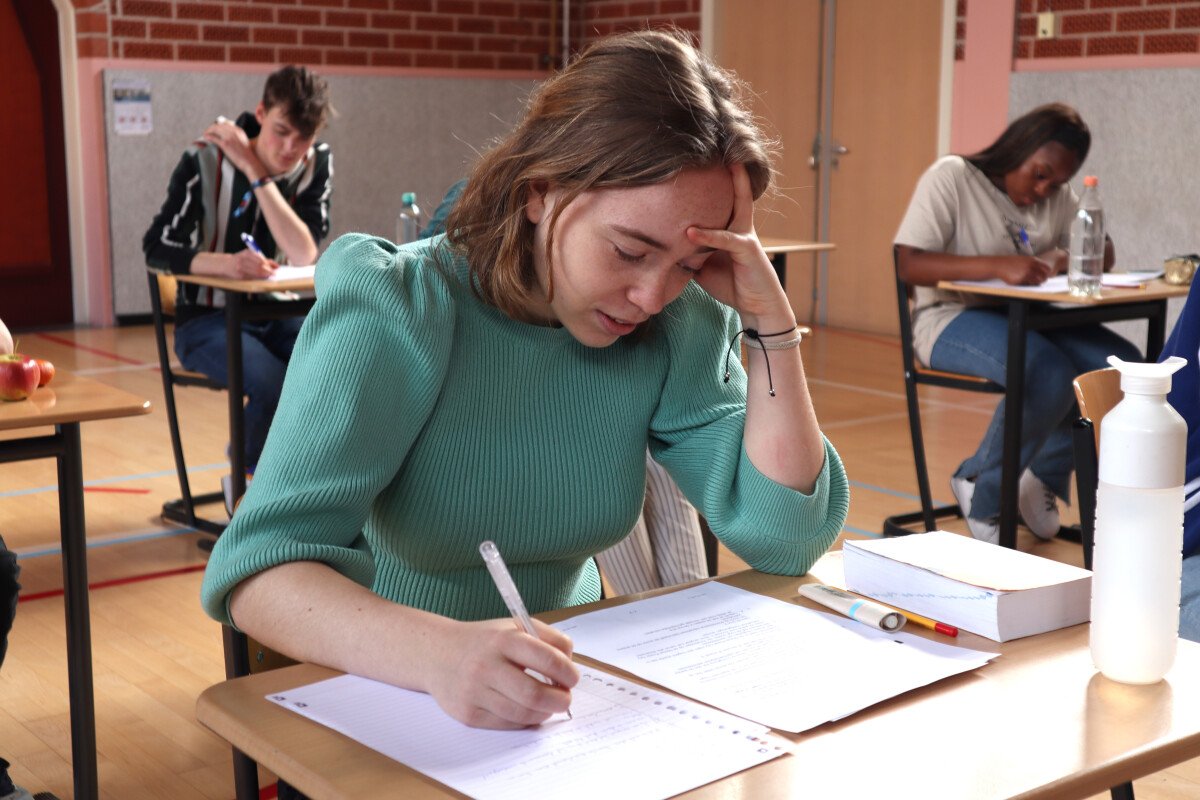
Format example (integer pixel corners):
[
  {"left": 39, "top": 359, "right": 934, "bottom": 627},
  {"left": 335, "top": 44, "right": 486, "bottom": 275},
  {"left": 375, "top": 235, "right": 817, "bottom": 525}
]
[
  {"left": 147, "top": 271, "right": 228, "bottom": 537},
  {"left": 882, "top": 246, "right": 1005, "bottom": 536},
  {"left": 1071, "top": 367, "right": 1121, "bottom": 571}
]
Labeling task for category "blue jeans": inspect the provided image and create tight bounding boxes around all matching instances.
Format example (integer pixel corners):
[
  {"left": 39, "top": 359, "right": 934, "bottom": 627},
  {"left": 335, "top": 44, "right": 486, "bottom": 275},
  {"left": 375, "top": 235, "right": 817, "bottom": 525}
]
[
  {"left": 929, "top": 309, "right": 1141, "bottom": 521},
  {"left": 1182, "top": 553, "right": 1200, "bottom": 643},
  {"left": 173, "top": 312, "right": 304, "bottom": 470}
]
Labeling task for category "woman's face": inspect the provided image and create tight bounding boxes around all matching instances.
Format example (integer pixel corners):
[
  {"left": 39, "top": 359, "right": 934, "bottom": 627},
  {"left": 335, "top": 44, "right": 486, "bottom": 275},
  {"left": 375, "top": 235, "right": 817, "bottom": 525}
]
[
  {"left": 523, "top": 165, "right": 735, "bottom": 348},
  {"left": 1002, "top": 141, "right": 1080, "bottom": 207}
]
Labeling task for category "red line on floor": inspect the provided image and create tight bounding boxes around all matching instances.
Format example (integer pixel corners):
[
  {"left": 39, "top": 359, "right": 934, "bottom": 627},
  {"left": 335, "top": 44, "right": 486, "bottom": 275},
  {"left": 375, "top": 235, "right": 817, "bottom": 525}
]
[
  {"left": 83, "top": 487, "right": 152, "bottom": 494},
  {"left": 17, "top": 563, "right": 208, "bottom": 602},
  {"left": 259, "top": 784, "right": 279, "bottom": 800},
  {"left": 34, "top": 332, "right": 146, "bottom": 365}
]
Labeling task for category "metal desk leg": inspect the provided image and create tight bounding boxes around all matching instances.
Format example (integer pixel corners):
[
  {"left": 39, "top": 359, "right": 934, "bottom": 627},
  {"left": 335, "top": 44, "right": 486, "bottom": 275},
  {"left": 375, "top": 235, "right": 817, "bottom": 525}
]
[
  {"left": 999, "top": 301, "right": 1028, "bottom": 550},
  {"left": 223, "top": 625, "right": 259, "bottom": 800},
  {"left": 225, "top": 293, "right": 248, "bottom": 505},
  {"left": 1146, "top": 299, "right": 1167, "bottom": 360},
  {"left": 57, "top": 422, "right": 99, "bottom": 799}
]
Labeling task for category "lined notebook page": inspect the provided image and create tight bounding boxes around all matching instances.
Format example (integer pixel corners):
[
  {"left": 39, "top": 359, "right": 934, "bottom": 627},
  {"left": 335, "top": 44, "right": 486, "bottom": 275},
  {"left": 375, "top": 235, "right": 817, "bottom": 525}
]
[{"left": 267, "top": 667, "right": 790, "bottom": 800}]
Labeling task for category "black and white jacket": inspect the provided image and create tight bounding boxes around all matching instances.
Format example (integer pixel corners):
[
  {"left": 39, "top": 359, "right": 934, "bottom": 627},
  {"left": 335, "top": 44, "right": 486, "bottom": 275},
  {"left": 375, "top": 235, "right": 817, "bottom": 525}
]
[{"left": 142, "top": 111, "right": 332, "bottom": 325}]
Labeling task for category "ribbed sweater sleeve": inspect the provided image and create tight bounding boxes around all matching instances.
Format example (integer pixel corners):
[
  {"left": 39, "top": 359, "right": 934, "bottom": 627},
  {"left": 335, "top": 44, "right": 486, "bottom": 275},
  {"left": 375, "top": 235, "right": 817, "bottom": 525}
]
[
  {"left": 201, "top": 234, "right": 455, "bottom": 624},
  {"left": 648, "top": 284, "right": 849, "bottom": 576}
]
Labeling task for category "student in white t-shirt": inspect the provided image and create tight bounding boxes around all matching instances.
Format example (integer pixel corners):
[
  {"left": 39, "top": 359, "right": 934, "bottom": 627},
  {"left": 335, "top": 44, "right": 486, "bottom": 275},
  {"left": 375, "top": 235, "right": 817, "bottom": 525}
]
[{"left": 894, "top": 103, "right": 1140, "bottom": 544}]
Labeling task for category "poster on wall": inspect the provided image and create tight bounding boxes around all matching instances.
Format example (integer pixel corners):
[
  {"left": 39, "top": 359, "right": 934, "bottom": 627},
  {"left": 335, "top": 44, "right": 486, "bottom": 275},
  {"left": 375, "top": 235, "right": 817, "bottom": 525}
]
[{"left": 112, "top": 79, "right": 152, "bottom": 135}]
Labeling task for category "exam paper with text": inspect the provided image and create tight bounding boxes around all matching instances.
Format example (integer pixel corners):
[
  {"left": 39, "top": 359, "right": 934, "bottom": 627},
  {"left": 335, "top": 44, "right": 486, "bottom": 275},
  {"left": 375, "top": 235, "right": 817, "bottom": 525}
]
[{"left": 554, "top": 581, "right": 997, "bottom": 732}]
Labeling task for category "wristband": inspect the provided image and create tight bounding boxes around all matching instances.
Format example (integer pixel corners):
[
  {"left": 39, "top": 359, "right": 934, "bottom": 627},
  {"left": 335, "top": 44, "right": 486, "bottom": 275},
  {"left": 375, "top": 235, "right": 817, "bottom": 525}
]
[{"left": 233, "top": 176, "right": 274, "bottom": 219}]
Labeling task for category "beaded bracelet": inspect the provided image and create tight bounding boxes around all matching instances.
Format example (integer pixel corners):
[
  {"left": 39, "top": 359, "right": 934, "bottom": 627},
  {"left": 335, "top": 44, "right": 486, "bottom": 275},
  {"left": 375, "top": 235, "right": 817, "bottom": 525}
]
[
  {"left": 742, "top": 331, "right": 803, "bottom": 350},
  {"left": 722, "top": 326, "right": 800, "bottom": 397}
]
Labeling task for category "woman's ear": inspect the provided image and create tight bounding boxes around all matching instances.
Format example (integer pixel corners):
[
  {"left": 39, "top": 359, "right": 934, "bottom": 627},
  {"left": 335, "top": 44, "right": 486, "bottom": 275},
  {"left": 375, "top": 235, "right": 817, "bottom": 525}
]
[{"left": 525, "top": 180, "right": 550, "bottom": 224}]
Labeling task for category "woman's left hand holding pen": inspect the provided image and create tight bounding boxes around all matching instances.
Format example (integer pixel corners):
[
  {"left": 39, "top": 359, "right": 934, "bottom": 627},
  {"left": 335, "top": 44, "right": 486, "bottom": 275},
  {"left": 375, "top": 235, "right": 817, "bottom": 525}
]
[{"left": 423, "top": 617, "right": 578, "bottom": 729}]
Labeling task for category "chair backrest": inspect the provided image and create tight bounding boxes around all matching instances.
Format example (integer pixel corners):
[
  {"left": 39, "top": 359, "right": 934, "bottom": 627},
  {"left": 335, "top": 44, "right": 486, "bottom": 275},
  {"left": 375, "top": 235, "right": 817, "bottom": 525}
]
[
  {"left": 892, "top": 245, "right": 1002, "bottom": 392},
  {"left": 1073, "top": 367, "right": 1121, "bottom": 449},
  {"left": 156, "top": 273, "right": 178, "bottom": 317}
]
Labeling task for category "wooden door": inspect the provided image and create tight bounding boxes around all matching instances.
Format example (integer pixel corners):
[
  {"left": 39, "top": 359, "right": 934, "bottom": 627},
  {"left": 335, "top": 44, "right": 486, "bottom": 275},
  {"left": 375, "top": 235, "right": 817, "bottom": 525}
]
[
  {"left": 0, "top": 0, "right": 73, "bottom": 329},
  {"left": 823, "top": 0, "right": 942, "bottom": 334},
  {"left": 711, "top": 0, "right": 822, "bottom": 321},
  {"left": 712, "top": 0, "right": 942, "bottom": 335}
]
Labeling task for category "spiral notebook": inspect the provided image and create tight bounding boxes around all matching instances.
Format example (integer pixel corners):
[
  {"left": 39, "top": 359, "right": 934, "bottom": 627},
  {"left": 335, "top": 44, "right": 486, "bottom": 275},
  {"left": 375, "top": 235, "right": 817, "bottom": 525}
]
[{"left": 267, "top": 666, "right": 790, "bottom": 800}]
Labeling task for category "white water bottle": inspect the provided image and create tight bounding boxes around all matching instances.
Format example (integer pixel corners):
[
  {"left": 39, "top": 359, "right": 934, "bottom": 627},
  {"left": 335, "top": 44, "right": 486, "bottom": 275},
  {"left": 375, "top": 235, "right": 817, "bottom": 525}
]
[
  {"left": 1090, "top": 355, "right": 1187, "bottom": 684},
  {"left": 396, "top": 192, "right": 421, "bottom": 244},
  {"left": 1068, "top": 176, "right": 1105, "bottom": 298}
]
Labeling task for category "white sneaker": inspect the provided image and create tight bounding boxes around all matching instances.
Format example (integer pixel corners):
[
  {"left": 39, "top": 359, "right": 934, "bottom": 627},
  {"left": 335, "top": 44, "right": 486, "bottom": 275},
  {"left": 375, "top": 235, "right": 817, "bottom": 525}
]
[
  {"left": 949, "top": 476, "right": 999, "bottom": 545},
  {"left": 1019, "top": 469, "right": 1060, "bottom": 541}
]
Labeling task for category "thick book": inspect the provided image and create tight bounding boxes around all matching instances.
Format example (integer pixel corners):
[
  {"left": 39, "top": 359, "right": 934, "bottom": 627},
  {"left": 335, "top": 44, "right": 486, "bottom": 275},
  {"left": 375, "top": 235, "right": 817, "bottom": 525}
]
[{"left": 842, "top": 531, "right": 1092, "bottom": 642}]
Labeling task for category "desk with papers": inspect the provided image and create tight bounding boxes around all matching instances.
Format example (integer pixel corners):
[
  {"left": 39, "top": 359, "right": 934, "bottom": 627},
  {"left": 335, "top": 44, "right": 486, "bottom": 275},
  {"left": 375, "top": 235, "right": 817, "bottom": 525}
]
[{"left": 197, "top": 568, "right": 1200, "bottom": 799}]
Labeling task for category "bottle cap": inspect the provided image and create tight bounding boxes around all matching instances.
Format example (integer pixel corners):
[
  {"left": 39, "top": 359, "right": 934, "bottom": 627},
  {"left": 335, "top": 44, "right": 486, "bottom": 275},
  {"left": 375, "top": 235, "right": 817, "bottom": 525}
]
[
  {"left": 1107, "top": 355, "right": 1185, "bottom": 395},
  {"left": 1083, "top": 175, "right": 1098, "bottom": 187},
  {"left": 401, "top": 191, "right": 417, "bottom": 204}
]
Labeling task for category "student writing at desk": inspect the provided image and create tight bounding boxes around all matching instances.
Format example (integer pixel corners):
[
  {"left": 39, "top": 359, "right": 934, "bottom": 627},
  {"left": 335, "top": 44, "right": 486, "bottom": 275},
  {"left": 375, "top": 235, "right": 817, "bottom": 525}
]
[
  {"left": 201, "top": 30, "right": 848, "bottom": 732},
  {"left": 895, "top": 103, "right": 1139, "bottom": 544},
  {"left": 143, "top": 66, "right": 334, "bottom": 505}
]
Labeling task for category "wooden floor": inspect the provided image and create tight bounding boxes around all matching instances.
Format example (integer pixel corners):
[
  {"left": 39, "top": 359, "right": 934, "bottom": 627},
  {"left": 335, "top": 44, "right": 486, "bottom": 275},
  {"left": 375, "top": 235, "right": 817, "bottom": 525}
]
[{"left": 1, "top": 323, "right": 1197, "bottom": 799}]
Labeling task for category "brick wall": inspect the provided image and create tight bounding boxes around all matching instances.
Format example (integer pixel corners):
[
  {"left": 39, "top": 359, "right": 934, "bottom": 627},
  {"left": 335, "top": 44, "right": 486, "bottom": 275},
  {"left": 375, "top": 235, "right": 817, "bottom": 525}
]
[
  {"left": 1016, "top": 0, "right": 1200, "bottom": 59},
  {"left": 577, "top": 0, "right": 700, "bottom": 47},
  {"left": 74, "top": 0, "right": 700, "bottom": 70}
]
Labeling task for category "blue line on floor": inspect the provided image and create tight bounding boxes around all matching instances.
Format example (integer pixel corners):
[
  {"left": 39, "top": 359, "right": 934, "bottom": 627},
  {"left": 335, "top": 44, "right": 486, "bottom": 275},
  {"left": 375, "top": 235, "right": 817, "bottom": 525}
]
[
  {"left": 0, "top": 462, "right": 228, "bottom": 500},
  {"left": 843, "top": 524, "right": 884, "bottom": 539},
  {"left": 848, "top": 479, "right": 954, "bottom": 507},
  {"left": 16, "top": 525, "right": 202, "bottom": 559}
]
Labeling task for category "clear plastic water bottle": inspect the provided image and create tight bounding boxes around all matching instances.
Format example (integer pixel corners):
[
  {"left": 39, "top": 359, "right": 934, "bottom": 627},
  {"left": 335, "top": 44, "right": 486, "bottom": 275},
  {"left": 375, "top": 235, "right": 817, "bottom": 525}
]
[
  {"left": 396, "top": 192, "right": 421, "bottom": 244},
  {"left": 1068, "top": 175, "right": 1105, "bottom": 298},
  {"left": 1091, "top": 355, "right": 1187, "bottom": 684}
]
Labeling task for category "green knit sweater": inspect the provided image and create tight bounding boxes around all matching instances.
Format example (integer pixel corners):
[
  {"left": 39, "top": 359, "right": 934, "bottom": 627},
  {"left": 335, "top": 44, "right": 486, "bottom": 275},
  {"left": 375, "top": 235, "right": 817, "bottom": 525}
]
[{"left": 200, "top": 234, "right": 850, "bottom": 625}]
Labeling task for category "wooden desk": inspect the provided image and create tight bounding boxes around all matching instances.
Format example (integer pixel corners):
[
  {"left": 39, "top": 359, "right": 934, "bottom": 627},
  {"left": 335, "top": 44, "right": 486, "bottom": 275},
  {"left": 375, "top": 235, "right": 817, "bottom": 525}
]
[
  {"left": 760, "top": 237, "right": 835, "bottom": 290},
  {"left": 197, "top": 569, "right": 1200, "bottom": 799},
  {"left": 0, "top": 372, "right": 150, "bottom": 800},
  {"left": 171, "top": 273, "right": 315, "bottom": 508},
  {"left": 938, "top": 279, "right": 1189, "bottom": 549}
]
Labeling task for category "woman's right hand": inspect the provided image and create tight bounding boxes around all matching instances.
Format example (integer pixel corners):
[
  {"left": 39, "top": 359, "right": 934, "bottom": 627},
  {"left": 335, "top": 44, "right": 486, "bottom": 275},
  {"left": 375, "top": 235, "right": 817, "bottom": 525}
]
[
  {"left": 227, "top": 248, "right": 278, "bottom": 279},
  {"left": 425, "top": 617, "right": 579, "bottom": 729},
  {"left": 996, "top": 255, "right": 1053, "bottom": 286}
]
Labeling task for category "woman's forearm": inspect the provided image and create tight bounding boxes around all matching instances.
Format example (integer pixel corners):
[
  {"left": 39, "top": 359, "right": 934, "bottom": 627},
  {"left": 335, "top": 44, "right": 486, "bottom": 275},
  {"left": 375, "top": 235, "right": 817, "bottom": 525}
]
[{"left": 228, "top": 560, "right": 453, "bottom": 692}]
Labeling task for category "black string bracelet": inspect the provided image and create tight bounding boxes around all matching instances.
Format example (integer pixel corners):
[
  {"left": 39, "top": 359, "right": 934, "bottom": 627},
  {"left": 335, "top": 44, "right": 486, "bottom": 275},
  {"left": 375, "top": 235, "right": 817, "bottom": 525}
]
[{"left": 723, "top": 326, "right": 798, "bottom": 397}]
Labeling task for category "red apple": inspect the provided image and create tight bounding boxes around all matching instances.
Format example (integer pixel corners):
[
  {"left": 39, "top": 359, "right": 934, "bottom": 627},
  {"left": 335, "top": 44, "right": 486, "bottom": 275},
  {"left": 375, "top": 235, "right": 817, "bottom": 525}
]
[
  {"left": 35, "top": 358, "right": 55, "bottom": 386},
  {"left": 0, "top": 354, "right": 40, "bottom": 401}
]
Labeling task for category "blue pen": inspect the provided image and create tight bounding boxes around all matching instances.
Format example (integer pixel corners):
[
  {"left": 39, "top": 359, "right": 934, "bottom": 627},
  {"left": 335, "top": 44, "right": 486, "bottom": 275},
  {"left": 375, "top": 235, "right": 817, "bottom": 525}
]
[
  {"left": 240, "top": 231, "right": 265, "bottom": 257},
  {"left": 1018, "top": 227, "right": 1034, "bottom": 255}
]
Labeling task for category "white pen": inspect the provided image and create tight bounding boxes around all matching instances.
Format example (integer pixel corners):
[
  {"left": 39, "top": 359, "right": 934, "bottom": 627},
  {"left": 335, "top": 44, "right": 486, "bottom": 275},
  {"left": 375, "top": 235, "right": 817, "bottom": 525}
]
[
  {"left": 798, "top": 583, "right": 907, "bottom": 632},
  {"left": 479, "top": 540, "right": 572, "bottom": 719}
]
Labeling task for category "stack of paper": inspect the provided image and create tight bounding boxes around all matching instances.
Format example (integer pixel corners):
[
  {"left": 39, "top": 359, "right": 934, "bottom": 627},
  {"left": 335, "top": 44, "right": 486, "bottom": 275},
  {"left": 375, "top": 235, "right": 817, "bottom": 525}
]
[{"left": 843, "top": 531, "right": 1091, "bottom": 642}]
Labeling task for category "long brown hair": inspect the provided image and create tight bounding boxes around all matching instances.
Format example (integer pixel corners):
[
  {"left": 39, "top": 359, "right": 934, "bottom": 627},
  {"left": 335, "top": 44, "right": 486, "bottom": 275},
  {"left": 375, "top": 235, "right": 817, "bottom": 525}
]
[
  {"left": 445, "top": 29, "right": 773, "bottom": 318},
  {"left": 966, "top": 102, "right": 1090, "bottom": 181}
]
